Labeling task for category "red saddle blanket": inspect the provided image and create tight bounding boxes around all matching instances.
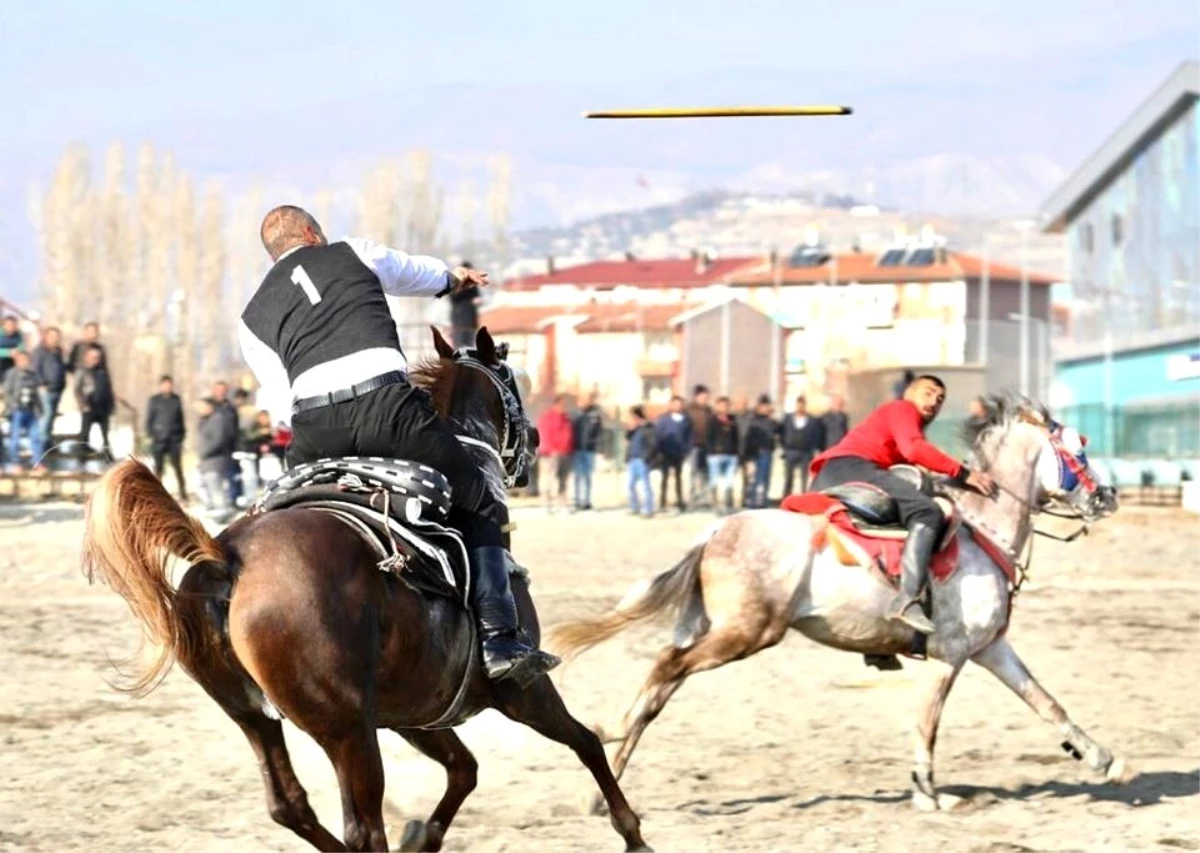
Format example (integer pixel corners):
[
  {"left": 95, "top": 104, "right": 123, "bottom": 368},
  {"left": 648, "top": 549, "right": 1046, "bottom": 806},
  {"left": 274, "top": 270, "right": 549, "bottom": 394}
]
[{"left": 781, "top": 492, "right": 960, "bottom": 583}]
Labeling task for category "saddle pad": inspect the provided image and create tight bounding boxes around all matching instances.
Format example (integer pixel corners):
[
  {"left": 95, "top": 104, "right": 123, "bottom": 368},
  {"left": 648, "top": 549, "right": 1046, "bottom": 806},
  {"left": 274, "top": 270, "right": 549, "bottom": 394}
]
[
  {"left": 260, "top": 457, "right": 453, "bottom": 521},
  {"left": 258, "top": 491, "right": 470, "bottom": 605},
  {"left": 782, "top": 493, "right": 959, "bottom": 584}
]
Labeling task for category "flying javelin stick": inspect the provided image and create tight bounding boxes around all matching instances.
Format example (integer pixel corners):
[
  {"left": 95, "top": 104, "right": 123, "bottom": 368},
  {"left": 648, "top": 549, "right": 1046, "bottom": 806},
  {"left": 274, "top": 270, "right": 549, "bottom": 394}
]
[{"left": 583, "top": 105, "right": 853, "bottom": 119}]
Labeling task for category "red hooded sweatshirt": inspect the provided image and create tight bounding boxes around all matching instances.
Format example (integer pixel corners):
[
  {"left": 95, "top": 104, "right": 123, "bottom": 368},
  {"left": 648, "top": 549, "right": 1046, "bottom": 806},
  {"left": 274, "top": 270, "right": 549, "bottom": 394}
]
[
  {"left": 537, "top": 407, "right": 575, "bottom": 457},
  {"left": 810, "top": 399, "right": 963, "bottom": 479}
]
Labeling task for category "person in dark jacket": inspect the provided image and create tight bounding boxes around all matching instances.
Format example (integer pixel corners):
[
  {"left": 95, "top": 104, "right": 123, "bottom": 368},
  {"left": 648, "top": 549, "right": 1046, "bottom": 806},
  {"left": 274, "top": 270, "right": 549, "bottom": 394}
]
[
  {"left": 3, "top": 351, "right": 44, "bottom": 472},
  {"left": 741, "top": 394, "right": 779, "bottom": 508},
  {"left": 625, "top": 405, "right": 656, "bottom": 517},
  {"left": 74, "top": 344, "right": 115, "bottom": 463},
  {"left": 32, "top": 326, "right": 66, "bottom": 448},
  {"left": 822, "top": 393, "right": 850, "bottom": 448},
  {"left": 146, "top": 375, "right": 188, "bottom": 500},
  {"left": 685, "top": 384, "right": 713, "bottom": 506},
  {"left": 571, "top": 393, "right": 604, "bottom": 511},
  {"left": 67, "top": 321, "right": 106, "bottom": 374},
  {"left": 196, "top": 397, "right": 238, "bottom": 517},
  {"left": 654, "top": 395, "right": 693, "bottom": 513},
  {"left": 705, "top": 396, "right": 740, "bottom": 514},
  {"left": 0, "top": 315, "right": 23, "bottom": 377},
  {"left": 780, "top": 395, "right": 826, "bottom": 495},
  {"left": 209, "top": 380, "right": 242, "bottom": 505},
  {"left": 449, "top": 261, "right": 483, "bottom": 348}
]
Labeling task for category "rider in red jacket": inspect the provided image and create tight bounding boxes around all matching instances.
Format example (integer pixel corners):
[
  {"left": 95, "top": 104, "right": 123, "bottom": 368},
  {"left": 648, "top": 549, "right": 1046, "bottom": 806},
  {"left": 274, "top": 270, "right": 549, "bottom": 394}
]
[{"left": 810, "top": 375, "right": 995, "bottom": 634}]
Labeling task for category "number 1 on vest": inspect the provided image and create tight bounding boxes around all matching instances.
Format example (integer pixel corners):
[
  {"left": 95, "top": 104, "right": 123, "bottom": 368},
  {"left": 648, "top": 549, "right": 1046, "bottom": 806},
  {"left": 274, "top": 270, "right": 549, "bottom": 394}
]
[{"left": 291, "top": 264, "right": 322, "bottom": 305}]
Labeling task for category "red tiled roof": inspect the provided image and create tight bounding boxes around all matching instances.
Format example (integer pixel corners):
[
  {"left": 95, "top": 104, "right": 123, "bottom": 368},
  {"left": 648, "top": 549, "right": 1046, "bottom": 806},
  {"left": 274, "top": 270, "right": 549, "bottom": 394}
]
[
  {"left": 479, "top": 302, "right": 696, "bottom": 336},
  {"left": 574, "top": 303, "right": 695, "bottom": 334},
  {"left": 477, "top": 306, "right": 571, "bottom": 335},
  {"left": 732, "top": 251, "right": 1058, "bottom": 286},
  {"left": 503, "top": 256, "right": 761, "bottom": 291}
]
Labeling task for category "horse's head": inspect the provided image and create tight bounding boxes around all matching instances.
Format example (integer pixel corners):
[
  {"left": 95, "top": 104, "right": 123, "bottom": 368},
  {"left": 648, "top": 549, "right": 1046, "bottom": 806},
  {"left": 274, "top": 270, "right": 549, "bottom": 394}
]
[
  {"left": 964, "top": 395, "right": 1118, "bottom": 524},
  {"left": 417, "top": 325, "right": 535, "bottom": 493}
]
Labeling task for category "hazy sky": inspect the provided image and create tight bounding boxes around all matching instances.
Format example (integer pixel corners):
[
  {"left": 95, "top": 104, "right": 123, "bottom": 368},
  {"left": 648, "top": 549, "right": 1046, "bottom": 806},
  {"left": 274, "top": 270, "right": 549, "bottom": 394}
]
[
  {"left": 1, "top": 0, "right": 1198, "bottom": 296},
  {"left": 5, "top": 1, "right": 1197, "bottom": 158}
]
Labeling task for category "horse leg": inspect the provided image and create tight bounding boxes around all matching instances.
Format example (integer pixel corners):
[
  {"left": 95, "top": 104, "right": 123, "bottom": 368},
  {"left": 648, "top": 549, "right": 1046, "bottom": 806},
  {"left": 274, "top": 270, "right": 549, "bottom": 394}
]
[
  {"left": 232, "top": 711, "right": 347, "bottom": 851},
  {"left": 971, "top": 636, "right": 1131, "bottom": 782},
  {"left": 322, "top": 728, "right": 389, "bottom": 852},
  {"left": 597, "top": 628, "right": 760, "bottom": 816},
  {"left": 494, "top": 677, "right": 652, "bottom": 853},
  {"left": 392, "top": 729, "right": 478, "bottom": 853},
  {"left": 909, "top": 660, "right": 965, "bottom": 812}
]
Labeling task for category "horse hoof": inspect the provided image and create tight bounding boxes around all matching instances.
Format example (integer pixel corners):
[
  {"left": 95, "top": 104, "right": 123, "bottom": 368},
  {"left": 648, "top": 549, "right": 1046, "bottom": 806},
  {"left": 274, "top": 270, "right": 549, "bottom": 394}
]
[
  {"left": 1106, "top": 755, "right": 1135, "bottom": 784},
  {"left": 398, "top": 820, "right": 427, "bottom": 852},
  {"left": 627, "top": 845, "right": 655, "bottom": 852},
  {"left": 912, "top": 788, "right": 940, "bottom": 812},
  {"left": 935, "top": 792, "right": 964, "bottom": 811}
]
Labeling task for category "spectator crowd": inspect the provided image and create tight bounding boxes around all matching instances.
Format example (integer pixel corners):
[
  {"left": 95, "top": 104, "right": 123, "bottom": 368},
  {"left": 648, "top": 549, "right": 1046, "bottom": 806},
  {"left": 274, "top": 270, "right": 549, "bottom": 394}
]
[
  {"left": 531, "top": 384, "right": 852, "bottom": 518},
  {"left": 2, "top": 316, "right": 114, "bottom": 474}
]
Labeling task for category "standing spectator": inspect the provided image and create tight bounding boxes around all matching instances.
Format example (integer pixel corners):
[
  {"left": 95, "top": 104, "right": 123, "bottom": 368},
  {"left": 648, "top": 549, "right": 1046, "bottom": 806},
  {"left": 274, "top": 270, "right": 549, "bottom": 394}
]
[
  {"left": 571, "top": 393, "right": 604, "bottom": 511},
  {"left": 146, "top": 375, "right": 188, "bottom": 501},
  {"left": 625, "top": 405, "right": 656, "bottom": 518},
  {"left": 822, "top": 394, "right": 850, "bottom": 448},
  {"left": 705, "top": 396, "right": 740, "bottom": 515},
  {"left": 686, "top": 384, "right": 713, "bottom": 507},
  {"left": 210, "top": 381, "right": 242, "bottom": 505},
  {"left": 731, "top": 393, "right": 753, "bottom": 507},
  {"left": 742, "top": 394, "right": 779, "bottom": 508},
  {"left": 31, "top": 326, "right": 66, "bottom": 448},
  {"left": 654, "top": 395, "right": 692, "bottom": 513},
  {"left": 67, "top": 321, "right": 106, "bottom": 373},
  {"left": 781, "top": 395, "right": 826, "bottom": 495},
  {"left": 536, "top": 393, "right": 575, "bottom": 513},
  {"left": 0, "top": 315, "right": 24, "bottom": 377},
  {"left": 196, "top": 398, "right": 237, "bottom": 518},
  {"left": 449, "top": 261, "right": 483, "bottom": 348},
  {"left": 74, "top": 344, "right": 115, "bottom": 463},
  {"left": 3, "top": 351, "right": 44, "bottom": 473}
]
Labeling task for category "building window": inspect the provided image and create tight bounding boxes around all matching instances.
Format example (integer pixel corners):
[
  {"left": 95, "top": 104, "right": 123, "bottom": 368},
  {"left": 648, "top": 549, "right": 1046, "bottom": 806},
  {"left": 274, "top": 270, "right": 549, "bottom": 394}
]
[
  {"left": 642, "top": 377, "right": 673, "bottom": 404},
  {"left": 1111, "top": 214, "right": 1123, "bottom": 247},
  {"left": 1080, "top": 223, "right": 1094, "bottom": 254}
]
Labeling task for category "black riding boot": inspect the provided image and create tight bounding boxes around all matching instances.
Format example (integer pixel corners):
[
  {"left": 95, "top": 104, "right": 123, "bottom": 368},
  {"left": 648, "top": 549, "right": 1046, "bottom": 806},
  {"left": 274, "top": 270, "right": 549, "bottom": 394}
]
[
  {"left": 889, "top": 522, "right": 938, "bottom": 635},
  {"left": 470, "top": 546, "right": 558, "bottom": 683}
]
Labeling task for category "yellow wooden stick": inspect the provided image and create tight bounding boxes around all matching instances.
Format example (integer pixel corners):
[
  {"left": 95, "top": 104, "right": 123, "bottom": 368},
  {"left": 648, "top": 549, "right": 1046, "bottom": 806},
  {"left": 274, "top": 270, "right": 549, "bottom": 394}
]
[{"left": 584, "top": 105, "right": 853, "bottom": 119}]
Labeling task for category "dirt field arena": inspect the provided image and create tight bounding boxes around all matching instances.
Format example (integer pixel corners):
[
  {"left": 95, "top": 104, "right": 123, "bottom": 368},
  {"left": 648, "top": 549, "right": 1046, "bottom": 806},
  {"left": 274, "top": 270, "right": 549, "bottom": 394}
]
[{"left": 2, "top": 485, "right": 1198, "bottom": 852}]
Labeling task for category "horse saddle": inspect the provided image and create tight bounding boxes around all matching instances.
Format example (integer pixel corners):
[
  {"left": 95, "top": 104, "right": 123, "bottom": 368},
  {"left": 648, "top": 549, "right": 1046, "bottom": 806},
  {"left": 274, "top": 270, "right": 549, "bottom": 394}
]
[
  {"left": 818, "top": 464, "right": 961, "bottom": 550},
  {"left": 251, "top": 457, "right": 470, "bottom": 605}
]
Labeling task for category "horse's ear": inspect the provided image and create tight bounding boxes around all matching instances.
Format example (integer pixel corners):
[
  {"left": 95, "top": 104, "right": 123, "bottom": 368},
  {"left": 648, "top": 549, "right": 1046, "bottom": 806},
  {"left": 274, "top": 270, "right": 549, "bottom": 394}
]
[
  {"left": 431, "top": 325, "right": 455, "bottom": 359},
  {"left": 475, "top": 326, "right": 498, "bottom": 365}
]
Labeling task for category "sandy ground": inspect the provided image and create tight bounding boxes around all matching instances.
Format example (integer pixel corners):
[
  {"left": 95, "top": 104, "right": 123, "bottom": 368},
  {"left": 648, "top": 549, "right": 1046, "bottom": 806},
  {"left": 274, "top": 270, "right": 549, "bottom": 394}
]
[{"left": 1, "top": 479, "right": 1198, "bottom": 853}]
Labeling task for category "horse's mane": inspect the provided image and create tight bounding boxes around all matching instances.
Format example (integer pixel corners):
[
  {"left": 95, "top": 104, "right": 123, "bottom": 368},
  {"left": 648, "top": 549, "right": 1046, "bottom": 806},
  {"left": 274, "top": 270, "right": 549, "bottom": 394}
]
[
  {"left": 960, "top": 392, "right": 1051, "bottom": 450},
  {"left": 408, "top": 355, "right": 461, "bottom": 418}
]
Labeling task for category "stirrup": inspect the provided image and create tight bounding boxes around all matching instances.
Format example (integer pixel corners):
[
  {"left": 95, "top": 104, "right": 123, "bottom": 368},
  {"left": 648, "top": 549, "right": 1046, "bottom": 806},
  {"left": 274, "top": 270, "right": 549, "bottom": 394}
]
[{"left": 890, "top": 598, "right": 936, "bottom": 635}]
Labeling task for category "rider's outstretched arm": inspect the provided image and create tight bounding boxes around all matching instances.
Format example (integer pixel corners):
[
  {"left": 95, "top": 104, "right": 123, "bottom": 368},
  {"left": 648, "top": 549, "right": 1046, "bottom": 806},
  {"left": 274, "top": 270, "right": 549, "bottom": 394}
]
[{"left": 342, "top": 236, "right": 452, "bottom": 298}]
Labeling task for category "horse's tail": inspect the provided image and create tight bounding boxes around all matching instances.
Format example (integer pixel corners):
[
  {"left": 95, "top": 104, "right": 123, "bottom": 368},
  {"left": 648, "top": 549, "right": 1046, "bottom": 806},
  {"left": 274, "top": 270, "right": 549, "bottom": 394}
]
[
  {"left": 81, "top": 458, "right": 226, "bottom": 696},
  {"left": 544, "top": 542, "right": 705, "bottom": 665}
]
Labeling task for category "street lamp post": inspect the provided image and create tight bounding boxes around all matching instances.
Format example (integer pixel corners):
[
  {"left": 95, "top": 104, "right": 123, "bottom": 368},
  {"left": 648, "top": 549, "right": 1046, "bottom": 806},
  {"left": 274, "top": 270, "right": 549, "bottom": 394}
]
[{"left": 1014, "top": 219, "right": 1035, "bottom": 396}]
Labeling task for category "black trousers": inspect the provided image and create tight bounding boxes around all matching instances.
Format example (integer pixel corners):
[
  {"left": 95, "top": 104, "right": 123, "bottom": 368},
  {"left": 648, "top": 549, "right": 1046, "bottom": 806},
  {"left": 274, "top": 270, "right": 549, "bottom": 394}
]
[
  {"left": 810, "top": 456, "right": 944, "bottom": 532},
  {"left": 658, "top": 457, "right": 685, "bottom": 509},
  {"left": 288, "top": 382, "right": 503, "bottom": 548},
  {"left": 152, "top": 438, "right": 187, "bottom": 498},
  {"left": 783, "top": 451, "right": 815, "bottom": 495},
  {"left": 79, "top": 411, "right": 111, "bottom": 459}
]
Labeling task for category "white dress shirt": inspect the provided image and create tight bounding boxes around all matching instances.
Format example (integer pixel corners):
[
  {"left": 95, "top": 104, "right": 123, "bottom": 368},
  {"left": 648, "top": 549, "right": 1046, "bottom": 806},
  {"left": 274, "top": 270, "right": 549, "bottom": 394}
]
[{"left": 238, "top": 236, "right": 451, "bottom": 427}]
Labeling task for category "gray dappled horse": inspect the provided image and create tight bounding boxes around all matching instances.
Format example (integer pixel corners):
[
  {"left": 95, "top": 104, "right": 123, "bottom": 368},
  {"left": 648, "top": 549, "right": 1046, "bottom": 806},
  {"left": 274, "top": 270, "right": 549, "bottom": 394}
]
[{"left": 546, "top": 394, "right": 1126, "bottom": 812}]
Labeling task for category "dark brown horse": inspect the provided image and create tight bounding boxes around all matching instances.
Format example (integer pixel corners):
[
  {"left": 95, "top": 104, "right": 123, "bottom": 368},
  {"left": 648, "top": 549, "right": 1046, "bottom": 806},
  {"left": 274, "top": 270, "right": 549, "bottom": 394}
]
[{"left": 81, "top": 327, "right": 650, "bottom": 853}]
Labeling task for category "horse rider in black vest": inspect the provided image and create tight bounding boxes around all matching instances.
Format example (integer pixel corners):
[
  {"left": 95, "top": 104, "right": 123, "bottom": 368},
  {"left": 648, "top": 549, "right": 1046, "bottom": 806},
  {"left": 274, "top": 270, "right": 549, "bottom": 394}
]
[{"left": 238, "top": 205, "right": 556, "bottom": 685}]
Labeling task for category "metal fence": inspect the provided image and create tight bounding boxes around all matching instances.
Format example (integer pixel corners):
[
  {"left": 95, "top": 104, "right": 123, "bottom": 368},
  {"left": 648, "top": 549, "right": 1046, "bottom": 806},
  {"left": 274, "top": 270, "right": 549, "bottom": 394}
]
[{"left": 1056, "top": 401, "right": 1200, "bottom": 458}]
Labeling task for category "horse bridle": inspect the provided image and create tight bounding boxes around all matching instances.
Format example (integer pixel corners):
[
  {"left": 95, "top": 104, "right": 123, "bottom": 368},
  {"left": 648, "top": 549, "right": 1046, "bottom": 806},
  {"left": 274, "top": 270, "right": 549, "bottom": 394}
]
[{"left": 447, "top": 344, "right": 530, "bottom": 489}]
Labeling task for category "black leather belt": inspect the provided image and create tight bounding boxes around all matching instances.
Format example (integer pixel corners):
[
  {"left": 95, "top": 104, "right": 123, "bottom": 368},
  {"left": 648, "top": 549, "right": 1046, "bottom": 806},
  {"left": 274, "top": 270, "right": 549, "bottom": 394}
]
[{"left": 291, "top": 370, "right": 408, "bottom": 415}]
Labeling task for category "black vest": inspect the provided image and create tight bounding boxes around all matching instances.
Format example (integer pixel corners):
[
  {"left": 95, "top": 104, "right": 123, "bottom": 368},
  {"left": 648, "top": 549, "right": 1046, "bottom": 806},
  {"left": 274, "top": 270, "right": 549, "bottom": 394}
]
[{"left": 242, "top": 242, "right": 403, "bottom": 383}]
